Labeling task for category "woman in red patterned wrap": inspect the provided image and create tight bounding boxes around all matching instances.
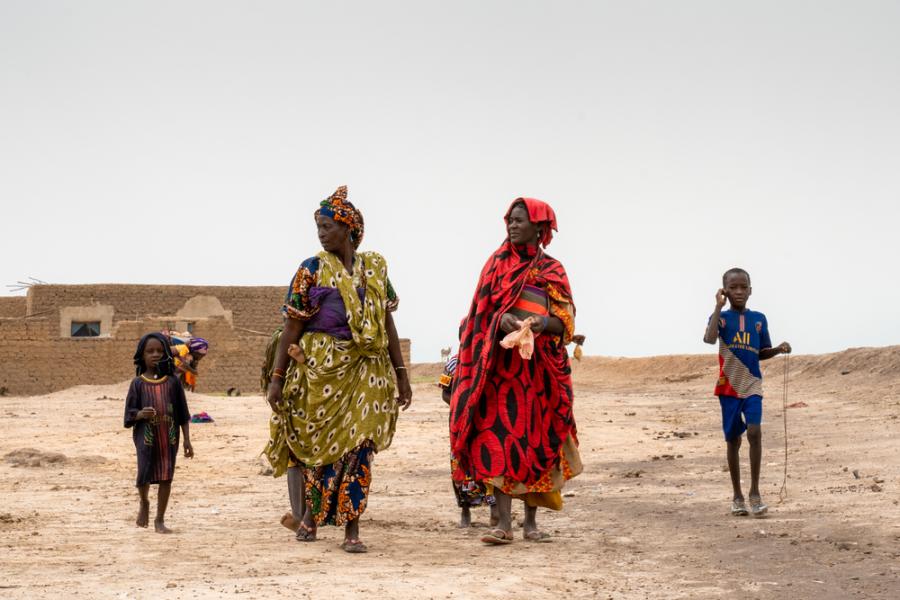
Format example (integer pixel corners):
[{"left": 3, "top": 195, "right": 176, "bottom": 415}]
[{"left": 449, "top": 198, "right": 583, "bottom": 545}]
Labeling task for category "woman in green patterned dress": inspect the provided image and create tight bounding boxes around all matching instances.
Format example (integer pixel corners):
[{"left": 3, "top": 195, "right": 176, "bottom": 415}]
[{"left": 263, "top": 186, "right": 412, "bottom": 553}]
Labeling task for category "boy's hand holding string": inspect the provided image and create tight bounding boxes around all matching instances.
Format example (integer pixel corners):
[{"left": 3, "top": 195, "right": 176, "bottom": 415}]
[{"left": 760, "top": 342, "right": 792, "bottom": 360}]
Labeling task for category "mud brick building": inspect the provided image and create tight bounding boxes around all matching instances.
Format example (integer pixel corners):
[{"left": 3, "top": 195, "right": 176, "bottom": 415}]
[{"left": 0, "top": 285, "right": 411, "bottom": 395}]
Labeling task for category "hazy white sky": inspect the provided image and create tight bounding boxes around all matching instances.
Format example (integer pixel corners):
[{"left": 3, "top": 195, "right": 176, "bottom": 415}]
[{"left": 2, "top": 1, "right": 898, "bottom": 361}]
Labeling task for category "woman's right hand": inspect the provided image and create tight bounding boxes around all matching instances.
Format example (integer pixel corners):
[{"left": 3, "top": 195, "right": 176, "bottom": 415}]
[
  {"left": 266, "top": 380, "right": 283, "bottom": 412},
  {"left": 499, "top": 312, "right": 523, "bottom": 334}
]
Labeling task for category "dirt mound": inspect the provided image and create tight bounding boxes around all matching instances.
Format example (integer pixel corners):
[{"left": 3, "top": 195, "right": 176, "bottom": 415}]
[
  {"left": 571, "top": 354, "right": 715, "bottom": 389},
  {"left": 412, "top": 355, "right": 719, "bottom": 390},
  {"left": 4, "top": 448, "right": 68, "bottom": 467},
  {"left": 787, "top": 346, "right": 900, "bottom": 379},
  {"left": 410, "top": 362, "right": 444, "bottom": 381}
]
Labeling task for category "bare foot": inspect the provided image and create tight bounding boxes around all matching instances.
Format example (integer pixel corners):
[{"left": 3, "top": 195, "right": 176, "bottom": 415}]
[
  {"left": 281, "top": 512, "right": 301, "bottom": 533},
  {"left": 136, "top": 500, "right": 149, "bottom": 528},
  {"left": 154, "top": 519, "right": 173, "bottom": 534}
]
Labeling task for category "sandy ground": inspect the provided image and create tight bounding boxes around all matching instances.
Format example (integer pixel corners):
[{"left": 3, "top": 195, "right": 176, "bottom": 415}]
[{"left": 1, "top": 347, "right": 899, "bottom": 599}]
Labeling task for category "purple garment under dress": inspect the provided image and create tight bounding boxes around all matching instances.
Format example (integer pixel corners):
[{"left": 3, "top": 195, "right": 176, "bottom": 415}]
[{"left": 305, "top": 286, "right": 365, "bottom": 339}]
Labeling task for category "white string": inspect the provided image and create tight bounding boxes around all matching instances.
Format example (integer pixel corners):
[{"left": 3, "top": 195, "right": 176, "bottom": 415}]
[{"left": 777, "top": 353, "right": 790, "bottom": 503}]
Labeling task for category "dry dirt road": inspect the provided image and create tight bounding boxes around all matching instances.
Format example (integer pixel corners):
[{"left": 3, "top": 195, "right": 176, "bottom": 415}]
[{"left": 1, "top": 348, "right": 898, "bottom": 599}]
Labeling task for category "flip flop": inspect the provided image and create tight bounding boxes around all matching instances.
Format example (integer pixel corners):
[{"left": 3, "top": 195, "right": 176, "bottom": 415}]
[
  {"left": 731, "top": 499, "right": 749, "bottom": 516},
  {"left": 295, "top": 522, "right": 317, "bottom": 542},
  {"left": 523, "top": 530, "right": 552, "bottom": 543},
  {"left": 281, "top": 512, "right": 301, "bottom": 533},
  {"left": 481, "top": 528, "right": 513, "bottom": 545},
  {"left": 749, "top": 496, "right": 768, "bottom": 518},
  {"left": 340, "top": 538, "right": 368, "bottom": 553}
]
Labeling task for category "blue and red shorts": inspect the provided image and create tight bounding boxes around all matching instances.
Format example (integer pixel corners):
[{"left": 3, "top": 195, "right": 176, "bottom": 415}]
[{"left": 718, "top": 394, "right": 762, "bottom": 441}]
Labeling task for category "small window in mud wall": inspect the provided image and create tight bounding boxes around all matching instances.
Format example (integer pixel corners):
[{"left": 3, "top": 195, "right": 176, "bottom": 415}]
[
  {"left": 186, "top": 322, "right": 195, "bottom": 334},
  {"left": 71, "top": 321, "right": 101, "bottom": 337}
]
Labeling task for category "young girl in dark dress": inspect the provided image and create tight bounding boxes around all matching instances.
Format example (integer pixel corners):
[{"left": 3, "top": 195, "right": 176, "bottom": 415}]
[{"left": 124, "top": 332, "right": 194, "bottom": 533}]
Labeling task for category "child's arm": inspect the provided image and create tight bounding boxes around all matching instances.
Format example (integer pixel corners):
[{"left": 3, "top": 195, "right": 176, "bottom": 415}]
[
  {"left": 174, "top": 379, "right": 194, "bottom": 457},
  {"left": 760, "top": 342, "right": 791, "bottom": 360},
  {"left": 182, "top": 422, "right": 194, "bottom": 458},
  {"left": 702, "top": 289, "right": 727, "bottom": 344}
]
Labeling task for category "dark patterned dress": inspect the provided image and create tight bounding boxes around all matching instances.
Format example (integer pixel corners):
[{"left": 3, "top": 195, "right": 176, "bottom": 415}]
[{"left": 124, "top": 375, "right": 190, "bottom": 487}]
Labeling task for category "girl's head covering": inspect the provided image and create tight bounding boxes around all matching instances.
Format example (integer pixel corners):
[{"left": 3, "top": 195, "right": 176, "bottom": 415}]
[
  {"left": 504, "top": 197, "right": 558, "bottom": 247},
  {"left": 133, "top": 332, "right": 176, "bottom": 377},
  {"left": 187, "top": 337, "right": 209, "bottom": 356},
  {"left": 315, "top": 185, "right": 365, "bottom": 249}
]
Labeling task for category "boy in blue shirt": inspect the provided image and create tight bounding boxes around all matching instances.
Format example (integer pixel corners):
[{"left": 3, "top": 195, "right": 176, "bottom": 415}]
[{"left": 703, "top": 268, "right": 791, "bottom": 517}]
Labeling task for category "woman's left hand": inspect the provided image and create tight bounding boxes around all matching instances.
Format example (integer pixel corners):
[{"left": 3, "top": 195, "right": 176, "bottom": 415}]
[
  {"left": 396, "top": 371, "right": 413, "bottom": 411},
  {"left": 529, "top": 316, "right": 548, "bottom": 334},
  {"left": 183, "top": 441, "right": 194, "bottom": 459}
]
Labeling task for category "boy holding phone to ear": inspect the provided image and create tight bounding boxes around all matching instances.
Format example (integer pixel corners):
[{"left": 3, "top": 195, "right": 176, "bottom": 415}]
[{"left": 703, "top": 268, "right": 791, "bottom": 517}]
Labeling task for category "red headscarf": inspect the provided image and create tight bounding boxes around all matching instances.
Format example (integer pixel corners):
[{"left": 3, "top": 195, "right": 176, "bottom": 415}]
[{"left": 504, "top": 197, "right": 558, "bottom": 247}]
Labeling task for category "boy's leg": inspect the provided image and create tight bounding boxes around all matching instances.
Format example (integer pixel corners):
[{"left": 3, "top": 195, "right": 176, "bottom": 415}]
[
  {"left": 726, "top": 435, "right": 744, "bottom": 501},
  {"left": 136, "top": 485, "right": 150, "bottom": 528},
  {"left": 720, "top": 395, "right": 747, "bottom": 510},
  {"left": 741, "top": 396, "right": 768, "bottom": 517},
  {"left": 742, "top": 396, "right": 767, "bottom": 515},
  {"left": 155, "top": 481, "right": 173, "bottom": 533},
  {"left": 747, "top": 424, "right": 762, "bottom": 498},
  {"left": 747, "top": 424, "right": 768, "bottom": 516}
]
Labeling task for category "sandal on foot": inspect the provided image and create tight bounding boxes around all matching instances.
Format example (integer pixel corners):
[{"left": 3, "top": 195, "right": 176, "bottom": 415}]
[
  {"left": 340, "top": 538, "right": 368, "bottom": 553},
  {"left": 281, "top": 512, "right": 301, "bottom": 533},
  {"left": 481, "top": 528, "right": 513, "bottom": 545},
  {"left": 295, "top": 522, "right": 317, "bottom": 542},
  {"left": 731, "top": 499, "right": 749, "bottom": 516},
  {"left": 749, "top": 496, "right": 768, "bottom": 517},
  {"left": 524, "top": 530, "right": 552, "bottom": 543}
]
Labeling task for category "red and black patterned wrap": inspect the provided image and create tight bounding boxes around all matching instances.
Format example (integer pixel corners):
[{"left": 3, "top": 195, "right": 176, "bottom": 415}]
[{"left": 449, "top": 215, "right": 576, "bottom": 488}]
